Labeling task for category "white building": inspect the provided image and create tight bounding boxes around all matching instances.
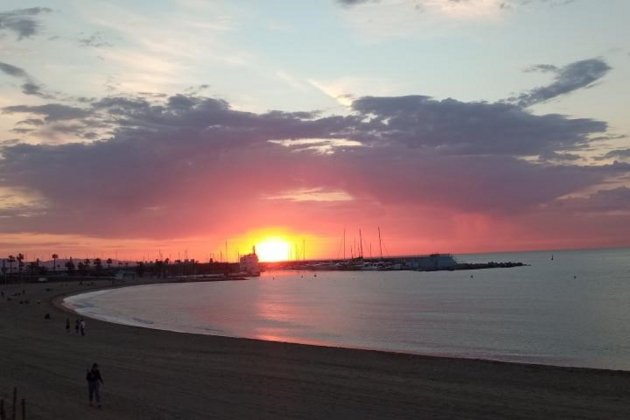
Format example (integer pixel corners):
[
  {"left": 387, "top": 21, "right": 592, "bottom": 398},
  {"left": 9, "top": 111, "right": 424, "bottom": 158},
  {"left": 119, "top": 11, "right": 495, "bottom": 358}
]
[{"left": 239, "top": 247, "right": 260, "bottom": 276}]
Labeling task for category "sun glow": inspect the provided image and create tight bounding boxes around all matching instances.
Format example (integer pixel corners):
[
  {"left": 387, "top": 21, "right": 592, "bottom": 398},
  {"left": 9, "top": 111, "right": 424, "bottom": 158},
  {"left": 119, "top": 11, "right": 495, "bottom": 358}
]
[{"left": 256, "top": 239, "right": 291, "bottom": 262}]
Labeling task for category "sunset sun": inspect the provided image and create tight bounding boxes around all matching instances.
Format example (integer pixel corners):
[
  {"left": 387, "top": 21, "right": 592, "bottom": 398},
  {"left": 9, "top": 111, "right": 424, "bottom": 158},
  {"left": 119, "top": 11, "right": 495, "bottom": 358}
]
[{"left": 256, "top": 239, "right": 291, "bottom": 262}]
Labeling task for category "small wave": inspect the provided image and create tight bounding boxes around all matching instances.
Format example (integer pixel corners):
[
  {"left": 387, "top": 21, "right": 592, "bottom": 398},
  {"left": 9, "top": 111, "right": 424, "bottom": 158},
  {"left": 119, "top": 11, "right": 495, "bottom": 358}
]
[
  {"left": 200, "top": 326, "right": 224, "bottom": 334},
  {"left": 131, "top": 317, "right": 154, "bottom": 325}
]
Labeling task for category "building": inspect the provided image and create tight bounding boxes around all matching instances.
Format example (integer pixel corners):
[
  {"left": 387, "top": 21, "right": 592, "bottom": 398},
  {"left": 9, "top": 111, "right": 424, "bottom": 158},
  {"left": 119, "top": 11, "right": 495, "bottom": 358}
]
[{"left": 239, "top": 247, "right": 260, "bottom": 276}]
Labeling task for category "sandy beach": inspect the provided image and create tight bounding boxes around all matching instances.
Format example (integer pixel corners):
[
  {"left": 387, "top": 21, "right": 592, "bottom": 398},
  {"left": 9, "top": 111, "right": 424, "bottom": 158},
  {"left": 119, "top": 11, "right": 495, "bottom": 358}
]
[{"left": 1, "top": 279, "right": 629, "bottom": 419}]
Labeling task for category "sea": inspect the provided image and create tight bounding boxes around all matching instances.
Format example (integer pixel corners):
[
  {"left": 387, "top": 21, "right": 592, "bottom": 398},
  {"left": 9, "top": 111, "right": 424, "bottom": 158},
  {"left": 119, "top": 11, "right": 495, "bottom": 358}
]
[{"left": 63, "top": 248, "right": 630, "bottom": 371}]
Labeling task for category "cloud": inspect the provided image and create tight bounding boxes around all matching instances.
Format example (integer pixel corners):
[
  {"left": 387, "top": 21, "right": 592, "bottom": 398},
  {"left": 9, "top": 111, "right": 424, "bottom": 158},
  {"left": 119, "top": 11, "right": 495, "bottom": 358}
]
[
  {"left": 16, "top": 118, "right": 45, "bottom": 126},
  {"left": 337, "top": 0, "right": 374, "bottom": 5},
  {"left": 553, "top": 187, "right": 630, "bottom": 215},
  {"left": 0, "top": 61, "right": 50, "bottom": 98},
  {"left": 78, "top": 32, "right": 113, "bottom": 48},
  {"left": 524, "top": 64, "right": 558, "bottom": 73},
  {"left": 0, "top": 7, "right": 52, "bottom": 40},
  {"left": 3, "top": 104, "right": 89, "bottom": 122},
  {"left": 509, "top": 58, "right": 611, "bottom": 107},
  {"left": 335, "top": 0, "right": 578, "bottom": 41},
  {"left": 339, "top": 0, "right": 575, "bottom": 8},
  {"left": 337, "top": 0, "right": 505, "bottom": 39},
  {"left": 596, "top": 149, "right": 630, "bottom": 162},
  {"left": 0, "top": 61, "right": 29, "bottom": 78},
  {"left": 20, "top": 82, "right": 45, "bottom": 96},
  {"left": 265, "top": 188, "right": 354, "bottom": 202},
  {"left": 1, "top": 87, "right": 626, "bottom": 244},
  {"left": 269, "top": 138, "right": 363, "bottom": 154},
  {"left": 351, "top": 95, "right": 605, "bottom": 156}
]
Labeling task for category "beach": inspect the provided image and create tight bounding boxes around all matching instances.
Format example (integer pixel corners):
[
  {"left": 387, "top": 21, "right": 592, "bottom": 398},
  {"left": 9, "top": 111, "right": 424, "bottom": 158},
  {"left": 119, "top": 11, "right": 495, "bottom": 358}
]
[{"left": 1, "top": 280, "right": 629, "bottom": 419}]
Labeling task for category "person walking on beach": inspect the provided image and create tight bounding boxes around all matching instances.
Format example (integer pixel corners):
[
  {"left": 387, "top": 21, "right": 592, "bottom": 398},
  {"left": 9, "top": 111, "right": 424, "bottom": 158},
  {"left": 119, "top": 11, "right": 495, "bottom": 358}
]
[
  {"left": 66, "top": 318, "right": 71, "bottom": 333},
  {"left": 80, "top": 319, "right": 86, "bottom": 336},
  {"left": 86, "top": 363, "right": 104, "bottom": 408},
  {"left": 75, "top": 319, "right": 80, "bottom": 334}
]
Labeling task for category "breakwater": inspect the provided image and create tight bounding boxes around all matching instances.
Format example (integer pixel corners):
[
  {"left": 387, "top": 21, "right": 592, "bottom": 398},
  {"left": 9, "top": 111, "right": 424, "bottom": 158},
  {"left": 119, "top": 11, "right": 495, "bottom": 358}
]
[{"left": 262, "top": 254, "right": 524, "bottom": 272}]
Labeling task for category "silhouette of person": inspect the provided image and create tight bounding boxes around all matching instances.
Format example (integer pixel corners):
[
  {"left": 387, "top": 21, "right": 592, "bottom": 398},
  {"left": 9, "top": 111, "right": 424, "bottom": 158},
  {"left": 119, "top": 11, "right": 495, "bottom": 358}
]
[{"left": 86, "top": 363, "right": 104, "bottom": 408}]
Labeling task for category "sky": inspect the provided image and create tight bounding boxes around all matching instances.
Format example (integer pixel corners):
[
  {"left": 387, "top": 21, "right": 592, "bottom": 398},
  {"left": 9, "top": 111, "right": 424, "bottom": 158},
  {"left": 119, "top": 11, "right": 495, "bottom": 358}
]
[{"left": 1, "top": 0, "right": 629, "bottom": 261}]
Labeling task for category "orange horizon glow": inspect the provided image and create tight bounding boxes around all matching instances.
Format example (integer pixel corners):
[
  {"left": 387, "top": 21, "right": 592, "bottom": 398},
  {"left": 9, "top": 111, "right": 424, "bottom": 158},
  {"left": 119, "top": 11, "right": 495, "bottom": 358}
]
[{"left": 3, "top": 226, "right": 630, "bottom": 264}]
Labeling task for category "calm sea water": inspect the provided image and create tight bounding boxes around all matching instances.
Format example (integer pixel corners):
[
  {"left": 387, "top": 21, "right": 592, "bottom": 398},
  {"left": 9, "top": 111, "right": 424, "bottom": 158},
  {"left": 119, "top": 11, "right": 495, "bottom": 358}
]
[{"left": 64, "top": 248, "right": 630, "bottom": 370}]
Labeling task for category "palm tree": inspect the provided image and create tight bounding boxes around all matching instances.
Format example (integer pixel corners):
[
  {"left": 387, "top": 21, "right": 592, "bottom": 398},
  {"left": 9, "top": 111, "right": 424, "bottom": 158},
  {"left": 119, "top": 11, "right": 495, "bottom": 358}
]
[
  {"left": 52, "top": 254, "right": 59, "bottom": 272},
  {"left": 35, "top": 258, "right": 41, "bottom": 276},
  {"left": 16, "top": 253, "right": 24, "bottom": 281},
  {"left": 94, "top": 258, "right": 103, "bottom": 272},
  {"left": 16, "top": 253, "right": 24, "bottom": 271},
  {"left": 7, "top": 255, "right": 15, "bottom": 274},
  {"left": 106, "top": 258, "right": 113, "bottom": 269}
]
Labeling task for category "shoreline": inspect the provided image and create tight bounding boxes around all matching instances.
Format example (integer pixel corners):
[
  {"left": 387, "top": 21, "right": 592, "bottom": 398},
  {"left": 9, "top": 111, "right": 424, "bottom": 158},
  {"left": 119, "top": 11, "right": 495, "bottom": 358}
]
[
  {"left": 2, "top": 279, "right": 630, "bottom": 419},
  {"left": 58, "top": 283, "right": 614, "bottom": 373},
  {"left": 58, "top": 277, "right": 626, "bottom": 373}
]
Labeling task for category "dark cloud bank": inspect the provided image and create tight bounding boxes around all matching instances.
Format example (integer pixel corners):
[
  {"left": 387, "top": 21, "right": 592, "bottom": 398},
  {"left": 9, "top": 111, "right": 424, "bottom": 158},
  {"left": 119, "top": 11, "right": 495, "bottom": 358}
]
[{"left": 0, "top": 57, "right": 628, "bottom": 245}]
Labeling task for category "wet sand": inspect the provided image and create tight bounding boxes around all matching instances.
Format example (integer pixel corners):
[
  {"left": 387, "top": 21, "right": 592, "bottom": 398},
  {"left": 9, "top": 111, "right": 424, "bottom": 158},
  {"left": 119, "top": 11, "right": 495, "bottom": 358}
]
[{"left": 1, "top": 280, "right": 629, "bottom": 419}]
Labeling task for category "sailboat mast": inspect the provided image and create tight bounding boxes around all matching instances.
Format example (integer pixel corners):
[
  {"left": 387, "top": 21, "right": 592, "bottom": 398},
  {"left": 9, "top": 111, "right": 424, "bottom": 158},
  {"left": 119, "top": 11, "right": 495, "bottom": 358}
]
[
  {"left": 378, "top": 227, "right": 383, "bottom": 259},
  {"left": 343, "top": 229, "right": 346, "bottom": 260},
  {"left": 359, "top": 229, "right": 364, "bottom": 258}
]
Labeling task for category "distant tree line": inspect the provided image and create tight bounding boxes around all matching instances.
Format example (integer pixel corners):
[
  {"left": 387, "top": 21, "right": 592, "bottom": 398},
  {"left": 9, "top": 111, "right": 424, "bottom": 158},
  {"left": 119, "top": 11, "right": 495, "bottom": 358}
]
[{"left": 1, "top": 254, "right": 241, "bottom": 283}]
